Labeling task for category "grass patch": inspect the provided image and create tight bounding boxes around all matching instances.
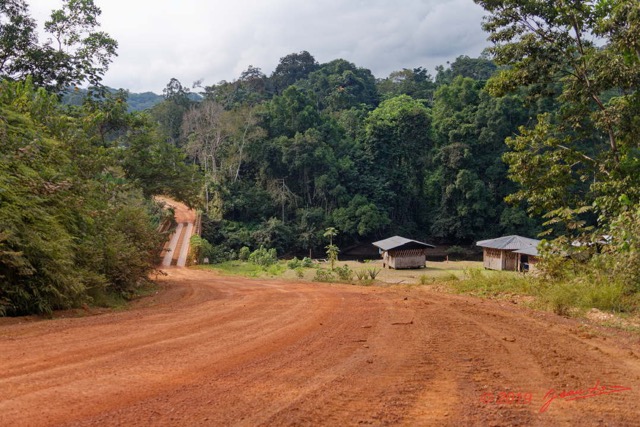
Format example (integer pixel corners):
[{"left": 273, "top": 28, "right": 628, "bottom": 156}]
[
  {"left": 441, "top": 267, "right": 638, "bottom": 317},
  {"left": 537, "top": 277, "right": 635, "bottom": 316},
  {"left": 196, "top": 260, "right": 288, "bottom": 278},
  {"left": 448, "top": 269, "right": 533, "bottom": 297}
]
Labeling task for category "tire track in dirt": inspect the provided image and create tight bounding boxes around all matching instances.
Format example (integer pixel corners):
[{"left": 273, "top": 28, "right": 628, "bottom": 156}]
[{"left": 1, "top": 269, "right": 639, "bottom": 426}]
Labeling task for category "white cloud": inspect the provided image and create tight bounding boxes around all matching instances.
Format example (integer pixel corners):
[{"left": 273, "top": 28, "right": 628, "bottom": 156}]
[{"left": 27, "top": 0, "right": 490, "bottom": 93}]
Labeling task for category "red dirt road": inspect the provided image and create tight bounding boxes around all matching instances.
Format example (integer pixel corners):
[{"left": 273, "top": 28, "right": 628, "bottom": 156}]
[{"left": 1, "top": 268, "right": 639, "bottom": 426}]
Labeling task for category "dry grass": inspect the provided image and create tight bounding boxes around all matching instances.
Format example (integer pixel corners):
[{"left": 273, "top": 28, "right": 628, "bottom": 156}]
[{"left": 303, "top": 259, "right": 489, "bottom": 285}]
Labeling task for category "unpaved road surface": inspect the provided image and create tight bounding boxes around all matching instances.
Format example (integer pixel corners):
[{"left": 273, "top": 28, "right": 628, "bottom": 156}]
[
  {"left": 155, "top": 197, "right": 197, "bottom": 267},
  {"left": 1, "top": 268, "right": 639, "bottom": 426}
]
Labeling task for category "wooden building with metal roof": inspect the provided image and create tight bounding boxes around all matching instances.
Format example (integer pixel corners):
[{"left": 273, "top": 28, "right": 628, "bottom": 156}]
[
  {"left": 372, "top": 236, "right": 435, "bottom": 269},
  {"left": 476, "top": 235, "right": 540, "bottom": 272}
]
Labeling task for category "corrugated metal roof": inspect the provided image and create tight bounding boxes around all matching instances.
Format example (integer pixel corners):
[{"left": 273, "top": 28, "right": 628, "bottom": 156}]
[
  {"left": 372, "top": 236, "right": 435, "bottom": 251},
  {"left": 476, "top": 235, "right": 540, "bottom": 251},
  {"left": 513, "top": 246, "right": 540, "bottom": 256}
]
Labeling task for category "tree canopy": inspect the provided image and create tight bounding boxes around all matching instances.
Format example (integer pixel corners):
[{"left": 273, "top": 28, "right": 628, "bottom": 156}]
[
  {"left": 475, "top": 0, "right": 640, "bottom": 237},
  {"left": 0, "top": 0, "right": 117, "bottom": 92}
]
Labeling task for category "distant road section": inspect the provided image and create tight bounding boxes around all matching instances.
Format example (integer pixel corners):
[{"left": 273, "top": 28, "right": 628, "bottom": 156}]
[
  {"left": 176, "top": 222, "right": 194, "bottom": 267},
  {"left": 155, "top": 197, "right": 196, "bottom": 267},
  {"left": 162, "top": 223, "right": 184, "bottom": 267}
]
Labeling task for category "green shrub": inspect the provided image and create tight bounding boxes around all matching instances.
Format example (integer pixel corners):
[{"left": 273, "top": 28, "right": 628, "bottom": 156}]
[
  {"left": 238, "top": 246, "right": 251, "bottom": 261},
  {"left": 301, "top": 257, "right": 314, "bottom": 268},
  {"left": 335, "top": 265, "right": 354, "bottom": 281},
  {"left": 266, "top": 263, "right": 286, "bottom": 276},
  {"left": 288, "top": 257, "right": 301, "bottom": 269},
  {"left": 366, "top": 268, "right": 381, "bottom": 280},
  {"left": 352, "top": 267, "right": 381, "bottom": 284},
  {"left": 248, "top": 246, "right": 278, "bottom": 267},
  {"left": 545, "top": 282, "right": 580, "bottom": 316},
  {"left": 251, "top": 218, "right": 293, "bottom": 255},
  {"left": 204, "top": 244, "right": 232, "bottom": 264},
  {"left": 313, "top": 269, "right": 334, "bottom": 282},
  {"left": 190, "top": 235, "right": 214, "bottom": 264},
  {"left": 581, "top": 279, "right": 626, "bottom": 312},
  {"left": 355, "top": 269, "right": 368, "bottom": 281},
  {"left": 444, "top": 273, "right": 460, "bottom": 282}
]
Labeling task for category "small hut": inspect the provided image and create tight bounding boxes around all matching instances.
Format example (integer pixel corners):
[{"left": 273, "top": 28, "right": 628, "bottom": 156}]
[
  {"left": 476, "top": 235, "right": 540, "bottom": 272},
  {"left": 372, "top": 236, "right": 435, "bottom": 269}
]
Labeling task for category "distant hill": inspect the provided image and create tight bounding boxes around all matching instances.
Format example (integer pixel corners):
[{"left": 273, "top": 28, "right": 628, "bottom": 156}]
[
  {"left": 128, "top": 91, "right": 165, "bottom": 111},
  {"left": 62, "top": 87, "right": 201, "bottom": 111}
]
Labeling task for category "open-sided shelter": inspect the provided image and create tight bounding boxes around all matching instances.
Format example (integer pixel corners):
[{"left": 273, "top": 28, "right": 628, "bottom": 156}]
[
  {"left": 476, "top": 235, "right": 540, "bottom": 272},
  {"left": 372, "top": 236, "right": 435, "bottom": 269},
  {"left": 513, "top": 245, "right": 541, "bottom": 273}
]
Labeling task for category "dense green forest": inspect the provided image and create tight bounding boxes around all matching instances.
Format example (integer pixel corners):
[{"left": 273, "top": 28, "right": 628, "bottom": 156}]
[
  {"left": 2, "top": 0, "right": 639, "bottom": 315},
  {"left": 148, "top": 55, "right": 543, "bottom": 260}
]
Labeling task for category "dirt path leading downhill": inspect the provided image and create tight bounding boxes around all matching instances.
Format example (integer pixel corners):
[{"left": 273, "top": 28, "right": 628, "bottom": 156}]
[
  {"left": 1, "top": 266, "right": 639, "bottom": 426},
  {"left": 156, "top": 197, "right": 196, "bottom": 267}
]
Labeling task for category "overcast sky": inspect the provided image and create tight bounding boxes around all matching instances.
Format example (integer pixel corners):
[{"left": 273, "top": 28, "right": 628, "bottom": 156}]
[{"left": 28, "top": 0, "right": 491, "bottom": 94}]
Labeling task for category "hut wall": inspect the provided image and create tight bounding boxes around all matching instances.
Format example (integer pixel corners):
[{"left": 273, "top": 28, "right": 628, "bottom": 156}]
[
  {"left": 503, "top": 251, "right": 518, "bottom": 271},
  {"left": 483, "top": 248, "right": 503, "bottom": 270},
  {"left": 388, "top": 249, "right": 426, "bottom": 269}
]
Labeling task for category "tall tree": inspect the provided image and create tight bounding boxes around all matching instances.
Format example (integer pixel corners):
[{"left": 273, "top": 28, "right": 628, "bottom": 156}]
[
  {"left": 182, "top": 100, "right": 226, "bottom": 213},
  {"left": 203, "top": 66, "right": 269, "bottom": 109},
  {"left": 435, "top": 54, "right": 497, "bottom": 85},
  {"left": 0, "top": 0, "right": 37, "bottom": 77},
  {"left": 361, "top": 95, "right": 433, "bottom": 229},
  {"left": 301, "top": 59, "right": 379, "bottom": 111},
  {"left": 475, "top": 0, "right": 640, "bottom": 235},
  {"left": 377, "top": 67, "right": 436, "bottom": 102},
  {"left": 0, "top": 0, "right": 117, "bottom": 91},
  {"left": 271, "top": 50, "right": 319, "bottom": 94},
  {"left": 149, "top": 78, "right": 193, "bottom": 146}
]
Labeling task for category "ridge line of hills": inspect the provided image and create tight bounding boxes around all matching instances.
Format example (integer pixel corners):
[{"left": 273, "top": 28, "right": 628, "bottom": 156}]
[{"left": 62, "top": 87, "right": 203, "bottom": 112}]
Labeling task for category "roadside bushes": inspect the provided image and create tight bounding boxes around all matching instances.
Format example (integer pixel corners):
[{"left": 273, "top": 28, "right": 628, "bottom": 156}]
[
  {"left": 96, "top": 198, "right": 165, "bottom": 296},
  {"left": 239, "top": 246, "right": 251, "bottom": 261},
  {"left": 287, "top": 256, "right": 313, "bottom": 269},
  {"left": 334, "top": 265, "right": 354, "bottom": 281},
  {"left": 313, "top": 269, "right": 335, "bottom": 282},
  {"left": 0, "top": 81, "right": 164, "bottom": 315},
  {"left": 312, "top": 264, "right": 379, "bottom": 284},
  {"left": 531, "top": 207, "right": 640, "bottom": 315},
  {"left": 201, "top": 216, "right": 332, "bottom": 263},
  {"left": 444, "top": 260, "right": 638, "bottom": 315},
  {"left": 190, "top": 235, "right": 214, "bottom": 264},
  {"left": 249, "top": 246, "right": 278, "bottom": 267}
]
